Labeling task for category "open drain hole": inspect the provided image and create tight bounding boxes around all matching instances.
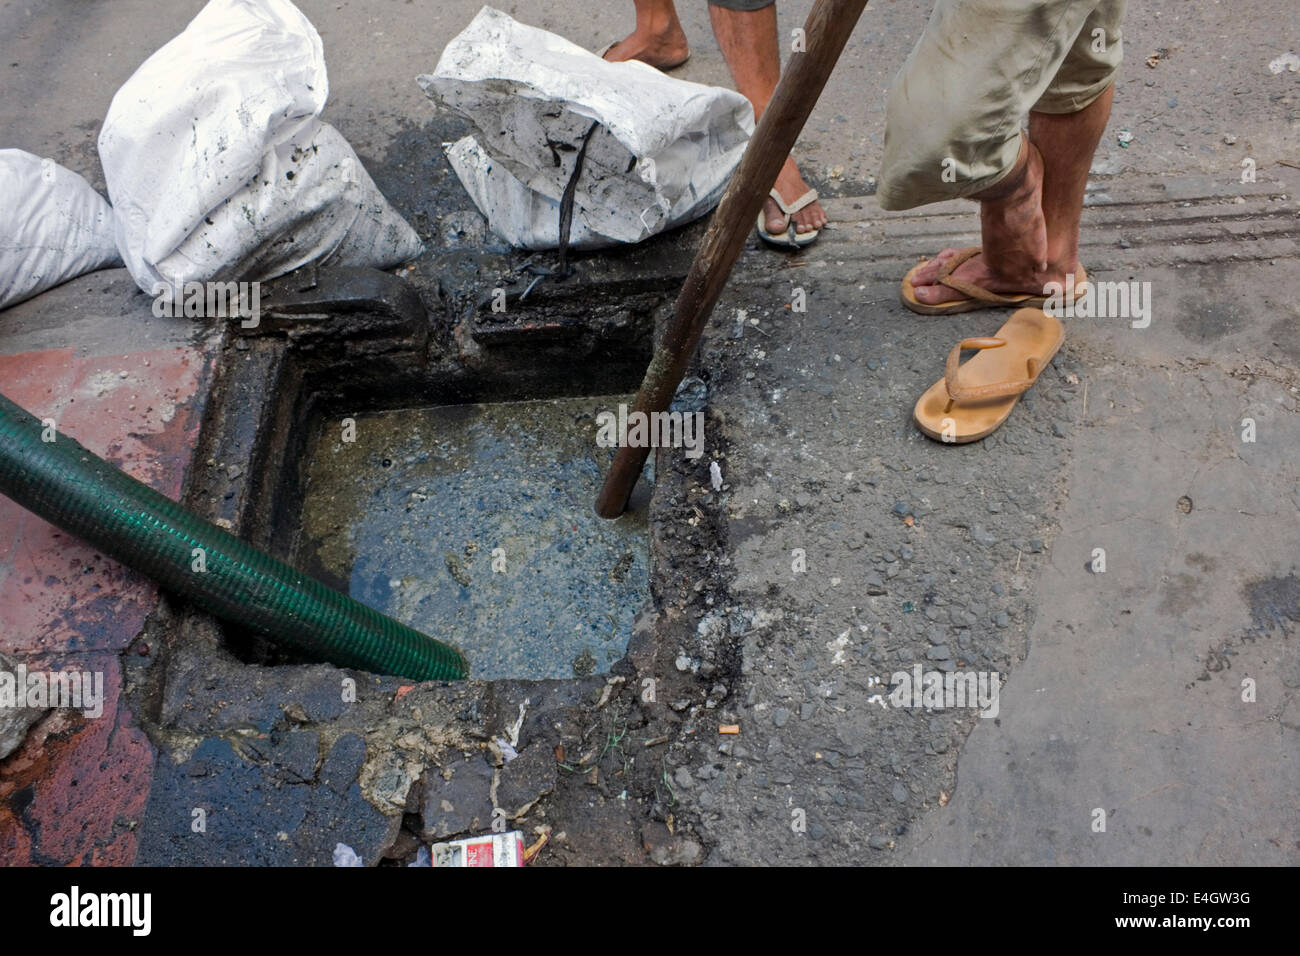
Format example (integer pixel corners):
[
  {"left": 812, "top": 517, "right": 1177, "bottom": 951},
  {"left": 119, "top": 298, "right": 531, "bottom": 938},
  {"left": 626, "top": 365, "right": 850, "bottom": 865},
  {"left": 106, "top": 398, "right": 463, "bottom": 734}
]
[{"left": 274, "top": 394, "right": 655, "bottom": 680}]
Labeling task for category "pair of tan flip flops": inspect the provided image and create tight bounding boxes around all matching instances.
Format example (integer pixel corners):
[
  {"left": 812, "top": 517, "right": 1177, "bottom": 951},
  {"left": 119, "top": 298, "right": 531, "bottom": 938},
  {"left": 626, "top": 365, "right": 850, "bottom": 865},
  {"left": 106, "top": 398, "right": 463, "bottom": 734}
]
[{"left": 906, "top": 248, "right": 1070, "bottom": 443}]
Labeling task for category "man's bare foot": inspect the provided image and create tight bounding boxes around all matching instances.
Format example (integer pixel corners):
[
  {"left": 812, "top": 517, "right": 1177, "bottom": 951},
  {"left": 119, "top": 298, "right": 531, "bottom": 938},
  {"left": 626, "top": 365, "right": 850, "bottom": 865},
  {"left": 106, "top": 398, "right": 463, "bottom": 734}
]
[
  {"left": 602, "top": 17, "right": 690, "bottom": 70},
  {"left": 910, "top": 140, "right": 1069, "bottom": 306},
  {"left": 763, "top": 155, "right": 828, "bottom": 238}
]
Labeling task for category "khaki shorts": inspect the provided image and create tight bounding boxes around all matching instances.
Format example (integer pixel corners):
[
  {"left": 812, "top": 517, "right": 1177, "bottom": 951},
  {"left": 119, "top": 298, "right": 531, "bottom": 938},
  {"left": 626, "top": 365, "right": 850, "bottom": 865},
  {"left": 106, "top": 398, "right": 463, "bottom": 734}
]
[{"left": 878, "top": 0, "right": 1126, "bottom": 210}]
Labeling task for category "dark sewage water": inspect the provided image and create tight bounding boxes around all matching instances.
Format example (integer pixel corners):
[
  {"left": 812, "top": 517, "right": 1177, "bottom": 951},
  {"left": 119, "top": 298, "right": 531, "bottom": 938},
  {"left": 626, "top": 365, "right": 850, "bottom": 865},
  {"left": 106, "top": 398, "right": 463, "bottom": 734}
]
[{"left": 297, "top": 395, "right": 652, "bottom": 680}]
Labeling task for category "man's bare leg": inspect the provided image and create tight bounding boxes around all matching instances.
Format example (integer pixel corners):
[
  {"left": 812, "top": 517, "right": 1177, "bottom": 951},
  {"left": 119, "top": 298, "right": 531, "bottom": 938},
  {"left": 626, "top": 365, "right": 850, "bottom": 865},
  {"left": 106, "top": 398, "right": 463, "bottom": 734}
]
[
  {"left": 708, "top": 3, "right": 827, "bottom": 237},
  {"left": 602, "top": 0, "right": 690, "bottom": 70},
  {"left": 910, "top": 137, "right": 1048, "bottom": 305},
  {"left": 1031, "top": 83, "right": 1114, "bottom": 279},
  {"left": 911, "top": 84, "right": 1115, "bottom": 305}
]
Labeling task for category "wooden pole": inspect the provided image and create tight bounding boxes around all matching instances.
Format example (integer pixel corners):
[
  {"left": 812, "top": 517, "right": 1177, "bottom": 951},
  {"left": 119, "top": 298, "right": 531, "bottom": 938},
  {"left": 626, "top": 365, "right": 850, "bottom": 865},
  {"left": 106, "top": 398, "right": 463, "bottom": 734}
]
[{"left": 595, "top": 0, "right": 870, "bottom": 518}]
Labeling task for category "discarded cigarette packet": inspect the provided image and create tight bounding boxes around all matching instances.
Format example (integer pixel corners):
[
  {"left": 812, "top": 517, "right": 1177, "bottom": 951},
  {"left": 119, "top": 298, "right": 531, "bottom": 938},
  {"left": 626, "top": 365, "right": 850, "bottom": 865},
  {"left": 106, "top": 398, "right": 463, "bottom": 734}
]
[{"left": 431, "top": 831, "right": 525, "bottom": 867}]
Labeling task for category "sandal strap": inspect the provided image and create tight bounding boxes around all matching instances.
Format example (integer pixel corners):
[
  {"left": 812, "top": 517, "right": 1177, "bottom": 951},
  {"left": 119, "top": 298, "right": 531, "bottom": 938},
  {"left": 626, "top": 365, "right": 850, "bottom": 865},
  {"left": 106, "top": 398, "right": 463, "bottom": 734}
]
[
  {"left": 944, "top": 337, "right": 1041, "bottom": 403},
  {"left": 769, "top": 187, "right": 819, "bottom": 216},
  {"left": 921, "top": 250, "right": 1093, "bottom": 307},
  {"left": 935, "top": 248, "right": 1031, "bottom": 305},
  {"left": 940, "top": 276, "right": 1031, "bottom": 305},
  {"left": 936, "top": 247, "right": 984, "bottom": 277}
]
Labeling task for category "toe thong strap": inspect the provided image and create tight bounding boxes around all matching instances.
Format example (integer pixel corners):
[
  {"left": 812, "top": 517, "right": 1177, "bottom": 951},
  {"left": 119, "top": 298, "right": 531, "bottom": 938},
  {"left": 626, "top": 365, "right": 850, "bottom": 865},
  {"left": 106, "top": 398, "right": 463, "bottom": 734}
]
[
  {"left": 770, "top": 188, "right": 819, "bottom": 216},
  {"left": 944, "top": 337, "right": 1040, "bottom": 403},
  {"left": 936, "top": 249, "right": 1030, "bottom": 305}
]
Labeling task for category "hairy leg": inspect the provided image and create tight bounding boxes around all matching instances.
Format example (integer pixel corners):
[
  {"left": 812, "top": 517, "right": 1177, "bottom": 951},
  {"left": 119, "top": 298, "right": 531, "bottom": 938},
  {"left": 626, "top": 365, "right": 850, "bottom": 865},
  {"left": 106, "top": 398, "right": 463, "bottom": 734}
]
[
  {"left": 709, "top": 3, "right": 827, "bottom": 236},
  {"left": 911, "top": 85, "right": 1115, "bottom": 305}
]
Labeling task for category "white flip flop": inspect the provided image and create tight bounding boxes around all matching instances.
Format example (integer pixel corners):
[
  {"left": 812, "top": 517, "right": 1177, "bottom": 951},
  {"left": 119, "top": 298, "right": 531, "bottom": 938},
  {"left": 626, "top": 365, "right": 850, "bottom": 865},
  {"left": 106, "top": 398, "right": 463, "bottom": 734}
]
[{"left": 756, "top": 187, "right": 820, "bottom": 249}]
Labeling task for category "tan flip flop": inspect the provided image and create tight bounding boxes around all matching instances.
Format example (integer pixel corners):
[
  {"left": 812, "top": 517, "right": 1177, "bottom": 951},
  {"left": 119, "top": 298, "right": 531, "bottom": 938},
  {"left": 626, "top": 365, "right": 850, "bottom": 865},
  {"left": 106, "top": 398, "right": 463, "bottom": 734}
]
[
  {"left": 757, "top": 187, "right": 820, "bottom": 249},
  {"left": 914, "top": 308, "right": 1064, "bottom": 444},
  {"left": 901, "top": 247, "right": 1087, "bottom": 315}
]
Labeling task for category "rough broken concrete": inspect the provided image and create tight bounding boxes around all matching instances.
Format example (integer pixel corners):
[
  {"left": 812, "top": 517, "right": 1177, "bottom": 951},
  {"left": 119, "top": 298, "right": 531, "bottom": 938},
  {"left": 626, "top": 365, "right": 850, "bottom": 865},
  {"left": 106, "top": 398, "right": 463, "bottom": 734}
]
[{"left": 664, "top": 171, "right": 1300, "bottom": 866}]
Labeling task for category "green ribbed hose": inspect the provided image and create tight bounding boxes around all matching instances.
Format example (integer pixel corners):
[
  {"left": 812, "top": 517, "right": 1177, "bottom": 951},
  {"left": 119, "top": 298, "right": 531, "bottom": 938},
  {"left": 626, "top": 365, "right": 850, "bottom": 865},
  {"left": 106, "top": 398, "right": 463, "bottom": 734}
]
[{"left": 0, "top": 391, "right": 467, "bottom": 681}]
